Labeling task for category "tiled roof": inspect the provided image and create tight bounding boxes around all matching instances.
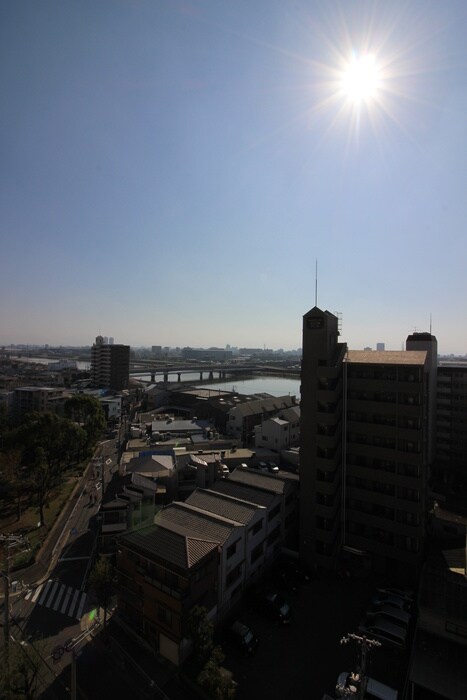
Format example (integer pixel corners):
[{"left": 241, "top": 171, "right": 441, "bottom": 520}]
[
  {"left": 210, "top": 480, "right": 275, "bottom": 508},
  {"left": 185, "top": 488, "right": 261, "bottom": 525},
  {"left": 229, "top": 468, "right": 287, "bottom": 494},
  {"left": 346, "top": 350, "right": 427, "bottom": 366},
  {"left": 157, "top": 502, "right": 238, "bottom": 544},
  {"left": 269, "top": 417, "right": 287, "bottom": 426},
  {"left": 229, "top": 395, "right": 296, "bottom": 417},
  {"left": 279, "top": 406, "right": 300, "bottom": 422},
  {"left": 119, "top": 523, "right": 218, "bottom": 570},
  {"left": 126, "top": 454, "right": 174, "bottom": 476}
]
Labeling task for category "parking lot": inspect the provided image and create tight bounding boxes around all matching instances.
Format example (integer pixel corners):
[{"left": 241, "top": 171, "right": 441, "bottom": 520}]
[{"left": 220, "top": 571, "right": 410, "bottom": 700}]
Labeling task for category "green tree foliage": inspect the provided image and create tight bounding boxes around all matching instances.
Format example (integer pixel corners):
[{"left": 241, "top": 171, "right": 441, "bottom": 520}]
[
  {"left": 187, "top": 607, "right": 235, "bottom": 698},
  {"left": 0, "top": 402, "right": 9, "bottom": 435},
  {"left": 0, "top": 448, "right": 26, "bottom": 521},
  {"left": 187, "top": 606, "right": 214, "bottom": 667},
  {"left": 31, "top": 446, "right": 57, "bottom": 527},
  {"left": 65, "top": 395, "right": 105, "bottom": 447},
  {"left": 89, "top": 556, "right": 115, "bottom": 631},
  {"left": 197, "top": 646, "right": 237, "bottom": 700},
  {"left": 17, "top": 412, "right": 87, "bottom": 470},
  {"left": 0, "top": 640, "right": 48, "bottom": 700}
]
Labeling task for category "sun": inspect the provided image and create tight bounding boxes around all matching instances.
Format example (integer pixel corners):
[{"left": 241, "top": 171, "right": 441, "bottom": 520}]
[{"left": 340, "top": 54, "right": 382, "bottom": 104}]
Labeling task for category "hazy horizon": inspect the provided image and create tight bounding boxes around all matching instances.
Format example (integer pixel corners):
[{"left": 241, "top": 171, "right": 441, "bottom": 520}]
[{"left": 2, "top": 2, "right": 467, "bottom": 355}]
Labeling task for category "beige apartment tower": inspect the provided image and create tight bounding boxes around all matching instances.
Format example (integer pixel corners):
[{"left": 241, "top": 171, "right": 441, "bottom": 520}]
[
  {"left": 300, "top": 307, "right": 432, "bottom": 583},
  {"left": 90, "top": 335, "right": 130, "bottom": 391}
]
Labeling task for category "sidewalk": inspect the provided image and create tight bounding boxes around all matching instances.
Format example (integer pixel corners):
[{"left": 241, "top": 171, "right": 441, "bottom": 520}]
[{"left": 1, "top": 448, "right": 101, "bottom": 599}]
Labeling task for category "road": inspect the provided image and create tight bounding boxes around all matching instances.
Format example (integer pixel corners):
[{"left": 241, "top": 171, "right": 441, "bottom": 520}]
[{"left": 8, "top": 439, "right": 118, "bottom": 696}]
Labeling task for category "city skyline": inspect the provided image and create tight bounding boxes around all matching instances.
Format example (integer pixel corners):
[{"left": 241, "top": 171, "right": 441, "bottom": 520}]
[{"left": 2, "top": 1, "right": 467, "bottom": 354}]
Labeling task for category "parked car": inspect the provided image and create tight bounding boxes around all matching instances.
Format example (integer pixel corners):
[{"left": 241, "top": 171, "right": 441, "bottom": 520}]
[
  {"left": 336, "top": 672, "right": 398, "bottom": 700},
  {"left": 258, "top": 461, "right": 269, "bottom": 472},
  {"left": 228, "top": 621, "right": 258, "bottom": 654},
  {"left": 358, "top": 615, "right": 407, "bottom": 650},
  {"left": 258, "top": 591, "right": 292, "bottom": 624},
  {"left": 364, "top": 604, "right": 411, "bottom": 631},
  {"left": 371, "top": 593, "right": 412, "bottom": 613},
  {"left": 376, "top": 587, "right": 414, "bottom": 603}
]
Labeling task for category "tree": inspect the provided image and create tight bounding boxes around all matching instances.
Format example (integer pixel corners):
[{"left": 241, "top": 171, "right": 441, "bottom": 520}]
[
  {"left": 17, "top": 412, "right": 87, "bottom": 471},
  {"left": 30, "top": 447, "right": 58, "bottom": 528},
  {"left": 0, "top": 640, "right": 48, "bottom": 700},
  {"left": 65, "top": 395, "right": 105, "bottom": 447},
  {"left": 187, "top": 606, "right": 214, "bottom": 667},
  {"left": 61, "top": 420, "right": 87, "bottom": 465},
  {"left": 89, "top": 556, "right": 115, "bottom": 632},
  {"left": 0, "top": 449, "right": 27, "bottom": 521},
  {"left": 197, "top": 646, "right": 237, "bottom": 700}
]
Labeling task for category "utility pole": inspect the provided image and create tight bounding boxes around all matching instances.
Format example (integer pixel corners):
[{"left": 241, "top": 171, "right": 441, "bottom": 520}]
[
  {"left": 337, "top": 633, "right": 382, "bottom": 698},
  {"left": 1, "top": 534, "right": 29, "bottom": 666},
  {"left": 71, "top": 649, "right": 77, "bottom": 700}
]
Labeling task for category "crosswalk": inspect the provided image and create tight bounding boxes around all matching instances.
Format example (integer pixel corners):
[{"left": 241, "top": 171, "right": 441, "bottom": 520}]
[{"left": 25, "top": 580, "right": 87, "bottom": 620}]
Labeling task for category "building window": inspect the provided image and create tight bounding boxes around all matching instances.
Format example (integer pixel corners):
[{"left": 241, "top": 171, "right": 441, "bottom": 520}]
[
  {"left": 267, "top": 525, "right": 280, "bottom": 545},
  {"left": 226, "top": 564, "right": 242, "bottom": 588},
  {"left": 158, "top": 605, "right": 172, "bottom": 626},
  {"left": 249, "top": 519, "right": 263, "bottom": 537},
  {"left": 251, "top": 543, "right": 263, "bottom": 564},
  {"left": 268, "top": 504, "right": 280, "bottom": 521},
  {"left": 226, "top": 539, "right": 240, "bottom": 559}
]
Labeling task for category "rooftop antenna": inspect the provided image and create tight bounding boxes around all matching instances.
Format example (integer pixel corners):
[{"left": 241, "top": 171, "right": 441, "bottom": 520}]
[
  {"left": 430, "top": 313, "right": 432, "bottom": 335},
  {"left": 315, "top": 259, "right": 318, "bottom": 307}
]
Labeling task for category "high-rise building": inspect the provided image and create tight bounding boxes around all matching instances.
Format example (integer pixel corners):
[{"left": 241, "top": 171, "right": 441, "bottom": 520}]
[
  {"left": 90, "top": 335, "right": 130, "bottom": 391},
  {"left": 376, "top": 342, "right": 385, "bottom": 351},
  {"left": 300, "top": 306, "right": 432, "bottom": 582},
  {"left": 435, "top": 361, "right": 467, "bottom": 488}
]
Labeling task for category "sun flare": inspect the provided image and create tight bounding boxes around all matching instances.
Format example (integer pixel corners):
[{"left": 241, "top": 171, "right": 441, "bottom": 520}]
[{"left": 340, "top": 54, "right": 382, "bottom": 103}]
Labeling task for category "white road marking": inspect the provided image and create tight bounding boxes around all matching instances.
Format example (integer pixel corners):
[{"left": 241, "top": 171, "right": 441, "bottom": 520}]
[
  {"left": 45, "top": 581, "right": 59, "bottom": 608},
  {"left": 76, "top": 592, "right": 87, "bottom": 619},
  {"left": 38, "top": 580, "right": 53, "bottom": 606},
  {"left": 30, "top": 583, "right": 43, "bottom": 603},
  {"left": 53, "top": 584, "right": 66, "bottom": 611},
  {"left": 61, "top": 586, "right": 73, "bottom": 615},
  {"left": 69, "top": 589, "right": 80, "bottom": 617}
]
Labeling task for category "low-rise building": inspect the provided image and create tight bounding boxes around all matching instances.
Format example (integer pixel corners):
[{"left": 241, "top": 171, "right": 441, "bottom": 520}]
[
  {"left": 254, "top": 405, "right": 300, "bottom": 450},
  {"left": 227, "top": 395, "right": 298, "bottom": 445},
  {"left": 115, "top": 469, "right": 300, "bottom": 662},
  {"left": 117, "top": 522, "right": 219, "bottom": 665}
]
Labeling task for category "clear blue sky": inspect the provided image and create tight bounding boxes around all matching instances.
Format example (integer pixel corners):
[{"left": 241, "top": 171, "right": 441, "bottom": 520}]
[{"left": 1, "top": 1, "right": 466, "bottom": 354}]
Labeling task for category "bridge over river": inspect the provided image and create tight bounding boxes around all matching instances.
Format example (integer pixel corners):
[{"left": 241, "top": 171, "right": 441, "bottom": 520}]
[{"left": 130, "top": 361, "right": 300, "bottom": 384}]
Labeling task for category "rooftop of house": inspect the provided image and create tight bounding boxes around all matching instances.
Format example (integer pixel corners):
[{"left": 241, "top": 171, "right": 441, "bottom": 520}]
[
  {"left": 125, "top": 453, "right": 175, "bottom": 478},
  {"left": 151, "top": 417, "right": 213, "bottom": 433},
  {"left": 156, "top": 501, "right": 241, "bottom": 545},
  {"left": 228, "top": 395, "right": 297, "bottom": 417},
  {"left": 229, "top": 467, "right": 289, "bottom": 495},
  {"left": 278, "top": 405, "right": 300, "bottom": 422},
  {"left": 346, "top": 350, "right": 427, "bottom": 366},
  {"left": 185, "top": 488, "right": 263, "bottom": 525},
  {"left": 210, "top": 479, "right": 276, "bottom": 508},
  {"left": 119, "top": 523, "right": 219, "bottom": 570}
]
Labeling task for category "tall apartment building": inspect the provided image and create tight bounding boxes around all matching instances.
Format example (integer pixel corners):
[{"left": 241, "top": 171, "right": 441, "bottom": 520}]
[
  {"left": 435, "top": 362, "right": 467, "bottom": 489},
  {"left": 90, "top": 335, "right": 130, "bottom": 391},
  {"left": 300, "top": 306, "right": 433, "bottom": 582}
]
